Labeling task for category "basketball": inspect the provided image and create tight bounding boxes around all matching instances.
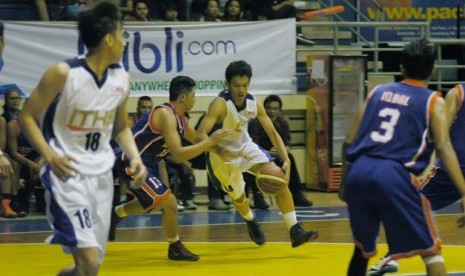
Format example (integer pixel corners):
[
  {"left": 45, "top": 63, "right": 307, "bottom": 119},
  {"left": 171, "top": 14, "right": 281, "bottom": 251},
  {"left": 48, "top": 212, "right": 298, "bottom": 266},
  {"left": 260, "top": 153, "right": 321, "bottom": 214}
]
[{"left": 256, "top": 164, "right": 287, "bottom": 195}]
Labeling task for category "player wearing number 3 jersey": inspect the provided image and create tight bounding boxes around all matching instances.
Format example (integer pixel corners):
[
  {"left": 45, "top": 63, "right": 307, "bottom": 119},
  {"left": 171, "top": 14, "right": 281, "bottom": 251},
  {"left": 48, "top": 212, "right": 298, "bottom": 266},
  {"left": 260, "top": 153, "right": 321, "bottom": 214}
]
[
  {"left": 19, "top": 2, "right": 147, "bottom": 275},
  {"left": 340, "top": 39, "right": 465, "bottom": 276}
]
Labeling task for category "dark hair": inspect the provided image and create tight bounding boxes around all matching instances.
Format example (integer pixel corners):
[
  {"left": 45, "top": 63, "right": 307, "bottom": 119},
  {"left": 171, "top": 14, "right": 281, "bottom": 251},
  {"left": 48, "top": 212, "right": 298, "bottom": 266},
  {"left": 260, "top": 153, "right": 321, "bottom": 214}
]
[
  {"left": 223, "top": 0, "right": 242, "bottom": 21},
  {"left": 137, "top": 95, "right": 152, "bottom": 105},
  {"left": 264, "top": 94, "right": 282, "bottom": 109},
  {"left": 225, "top": 60, "right": 252, "bottom": 82},
  {"left": 400, "top": 39, "right": 436, "bottom": 80},
  {"left": 78, "top": 1, "right": 122, "bottom": 49},
  {"left": 169, "top": 76, "right": 196, "bottom": 101}
]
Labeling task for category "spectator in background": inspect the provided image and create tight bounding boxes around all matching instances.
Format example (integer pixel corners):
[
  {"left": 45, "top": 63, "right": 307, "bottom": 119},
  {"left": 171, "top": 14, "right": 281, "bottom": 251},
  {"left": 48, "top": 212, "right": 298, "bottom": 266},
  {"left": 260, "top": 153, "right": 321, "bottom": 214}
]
[
  {"left": 124, "top": 0, "right": 150, "bottom": 21},
  {"left": 161, "top": 0, "right": 179, "bottom": 21},
  {"left": 7, "top": 108, "right": 44, "bottom": 215},
  {"left": 117, "top": 0, "right": 134, "bottom": 16},
  {"left": 2, "top": 89, "right": 21, "bottom": 123},
  {"left": 131, "top": 95, "right": 153, "bottom": 126},
  {"left": 247, "top": 94, "right": 313, "bottom": 207},
  {"left": 0, "top": 116, "right": 19, "bottom": 218},
  {"left": 199, "top": 0, "right": 222, "bottom": 22},
  {"left": 222, "top": 0, "right": 244, "bottom": 21}
]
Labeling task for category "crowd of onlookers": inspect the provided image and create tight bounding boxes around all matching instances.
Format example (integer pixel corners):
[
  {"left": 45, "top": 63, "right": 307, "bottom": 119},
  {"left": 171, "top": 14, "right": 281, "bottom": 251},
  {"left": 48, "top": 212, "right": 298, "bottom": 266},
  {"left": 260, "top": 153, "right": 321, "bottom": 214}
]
[{"left": 22, "top": 0, "right": 315, "bottom": 45}]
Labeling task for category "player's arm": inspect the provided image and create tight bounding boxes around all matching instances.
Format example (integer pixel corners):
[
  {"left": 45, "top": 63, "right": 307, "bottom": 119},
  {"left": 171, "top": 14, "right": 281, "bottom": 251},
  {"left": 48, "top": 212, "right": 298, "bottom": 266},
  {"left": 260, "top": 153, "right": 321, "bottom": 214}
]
[
  {"left": 256, "top": 102, "right": 291, "bottom": 175},
  {"left": 444, "top": 86, "right": 461, "bottom": 128},
  {"left": 431, "top": 95, "right": 465, "bottom": 226},
  {"left": 195, "top": 97, "right": 226, "bottom": 143},
  {"left": 20, "top": 62, "right": 78, "bottom": 181},
  {"left": 158, "top": 107, "right": 229, "bottom": 163},
  {"left": 183, "top": 124, "right": 197, "bottom": 144},
  {"left": 113, "top": 88, "right": 146, "bottom": 184}
]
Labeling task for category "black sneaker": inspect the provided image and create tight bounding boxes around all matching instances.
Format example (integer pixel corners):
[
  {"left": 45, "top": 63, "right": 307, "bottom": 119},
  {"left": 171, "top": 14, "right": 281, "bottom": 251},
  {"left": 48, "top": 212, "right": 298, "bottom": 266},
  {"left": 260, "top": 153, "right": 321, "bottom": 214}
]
[
  {"left": 290, "top": 223, "right": 318, "bottom": 248},
  {"left": 108, "top": 207, "right": 123, "bottom": 241},
  {"left": 168, "top": 240, "right": 199, "bottom": 261},
  {"left": 292, "top": 192, "right": 313, "bottom": 207},
  {"left": 245, "top": 218, "right": 266, "bottom": 245}
]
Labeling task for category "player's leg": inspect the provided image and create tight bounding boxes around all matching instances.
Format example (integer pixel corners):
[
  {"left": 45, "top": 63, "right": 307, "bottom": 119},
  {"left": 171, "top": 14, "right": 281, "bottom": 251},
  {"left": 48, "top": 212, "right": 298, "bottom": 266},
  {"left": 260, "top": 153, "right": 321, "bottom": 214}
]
[
  {"left": 423, "top": 253, "right": 446, "bottom": 276},
  {"left": 250, "top": 161, "right": 318, "bottom": 247},
  {"left": 207, "top": 152, "right": 265, "bottom": 245}
]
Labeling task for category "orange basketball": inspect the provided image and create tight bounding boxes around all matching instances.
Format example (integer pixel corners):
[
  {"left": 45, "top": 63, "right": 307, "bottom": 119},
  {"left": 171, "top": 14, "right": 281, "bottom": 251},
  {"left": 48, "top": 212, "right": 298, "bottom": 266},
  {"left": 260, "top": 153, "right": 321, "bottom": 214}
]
[{"left": 256, "top": 165, "right": 287, "bottom": 195}]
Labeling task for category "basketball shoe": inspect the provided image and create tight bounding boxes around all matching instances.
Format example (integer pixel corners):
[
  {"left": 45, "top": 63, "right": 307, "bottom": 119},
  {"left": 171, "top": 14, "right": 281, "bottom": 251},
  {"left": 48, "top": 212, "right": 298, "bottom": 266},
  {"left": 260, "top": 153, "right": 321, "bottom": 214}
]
[
  {"left": 168, "top": 240, "right": 199, "bottom": 261},
  {"left": 290, "top": 223, "right": 318, "bottom": 248},
  {"left": 367, "top": 255, "right": 399, "bottom": 275},
  {"left": 245, "top": 218, "right": 266, "bottom": 245}
]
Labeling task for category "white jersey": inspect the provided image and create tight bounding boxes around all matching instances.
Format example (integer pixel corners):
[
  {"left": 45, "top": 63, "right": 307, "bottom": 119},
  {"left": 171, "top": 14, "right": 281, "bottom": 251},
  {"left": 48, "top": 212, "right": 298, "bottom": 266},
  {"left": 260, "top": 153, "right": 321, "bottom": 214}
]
[
  {"left": 41, "top": 58, "right": 129, "bottom": 175},
  {"left": 217, "top": 90, "right": 258, "bottom": 150}
]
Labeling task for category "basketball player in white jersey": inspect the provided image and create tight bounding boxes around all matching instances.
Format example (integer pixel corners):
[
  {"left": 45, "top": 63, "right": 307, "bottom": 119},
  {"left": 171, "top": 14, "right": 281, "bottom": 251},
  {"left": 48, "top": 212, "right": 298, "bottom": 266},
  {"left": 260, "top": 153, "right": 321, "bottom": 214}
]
[
  {"left": 20, "top": 2, "right": 146, "bottom": 275},
  {"left": 196, "top": 60, "right": 318, "bottom": 248}
]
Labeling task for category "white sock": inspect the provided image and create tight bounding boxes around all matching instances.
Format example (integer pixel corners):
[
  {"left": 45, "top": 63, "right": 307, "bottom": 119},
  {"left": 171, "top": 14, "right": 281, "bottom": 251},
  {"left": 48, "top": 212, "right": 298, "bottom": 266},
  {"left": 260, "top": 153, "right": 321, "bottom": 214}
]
[
  {"left": 168, "top": 235, "right": 180, "bottom": 243},
  {"left": 282, "top": 211, "right": 298, "bottom": 230},
  {"left": 115, "top": 205, "right": 128, "bottom": 218},
  {"left": 243, "top": 210, "right": 254, "bottom": 221}
]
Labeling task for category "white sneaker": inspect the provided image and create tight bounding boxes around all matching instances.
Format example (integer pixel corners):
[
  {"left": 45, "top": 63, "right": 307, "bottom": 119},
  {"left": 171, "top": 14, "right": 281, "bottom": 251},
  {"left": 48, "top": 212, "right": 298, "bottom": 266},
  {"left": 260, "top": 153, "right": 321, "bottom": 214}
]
[
  {"left": 183, "top": 200, "right": 197, "bottom": 210},
  {"left": 367, "top": 255, "right": 399, "bottom": 275},
  {"left": 177, "top": 203, "right": 185, "bottom": 212}
]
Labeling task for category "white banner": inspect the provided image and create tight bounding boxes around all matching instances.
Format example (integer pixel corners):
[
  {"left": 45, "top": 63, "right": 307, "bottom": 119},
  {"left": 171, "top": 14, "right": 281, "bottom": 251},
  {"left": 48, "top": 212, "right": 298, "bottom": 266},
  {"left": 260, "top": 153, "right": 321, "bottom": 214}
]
[{"left": 0, "top": 20, "right": 296, "bottom": 97}]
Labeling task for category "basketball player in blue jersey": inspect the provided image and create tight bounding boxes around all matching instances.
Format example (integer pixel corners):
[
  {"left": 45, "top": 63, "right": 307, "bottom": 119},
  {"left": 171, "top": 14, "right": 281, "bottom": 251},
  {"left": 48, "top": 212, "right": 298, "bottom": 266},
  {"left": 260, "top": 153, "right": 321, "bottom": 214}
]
[
  {"left": 110, "top": 76, "right": 231, "bottom": 261},
  {"left": 19, "top": 2, "right": 147, "bottom": 275},
  {"left": 195, "top": 60, "right": 318, "bottom": 248},
  {"left": 368, "top": 83, "right": 465, "bottom": 276},
  {"left": 341, "top": 39, "right": 465, "bottom": 276}
]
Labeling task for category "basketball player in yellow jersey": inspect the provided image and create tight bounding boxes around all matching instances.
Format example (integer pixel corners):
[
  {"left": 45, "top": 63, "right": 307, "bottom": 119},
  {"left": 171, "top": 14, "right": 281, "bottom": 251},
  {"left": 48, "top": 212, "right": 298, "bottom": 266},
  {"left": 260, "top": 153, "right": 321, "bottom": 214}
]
[
  {"left": 196, "top": 60, "right": 318, "bottom": 248},
  {"left": 20, "top": 2, "right": 146, "bottom": 275}
]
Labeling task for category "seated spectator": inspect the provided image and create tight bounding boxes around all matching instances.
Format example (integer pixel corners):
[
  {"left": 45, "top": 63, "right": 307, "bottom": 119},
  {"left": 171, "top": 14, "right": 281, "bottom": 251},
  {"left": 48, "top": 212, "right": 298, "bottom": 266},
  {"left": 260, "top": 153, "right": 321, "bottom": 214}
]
[
  {"left": 165, "top": 155, "right": 197, "bottom": 210},
  {"left": 6, "top": 112, "right": 44, "bottom": 215},
  {"left": 124, "top": 0, "right": 150, "bottom": 21},
  {"left": 247, "top": 94, "right": 313, "bottom": 207},
  {"left": 2, "top": 89, "right": 21, "bottom": 122},
  {"left": 199, "top": 0, "right": 222, "bottom": 22},
  {"left": 160, "top": 0, "right": 179, "bottom": 22},
  {"left": 117, "top": 0, "right": 134, "bottom": 16},
  {"left": 0, "top": 116, "right": 21, "bottom": 218},
  {"left": 222, "top": 0, "right": 245, "bottom": 21}
]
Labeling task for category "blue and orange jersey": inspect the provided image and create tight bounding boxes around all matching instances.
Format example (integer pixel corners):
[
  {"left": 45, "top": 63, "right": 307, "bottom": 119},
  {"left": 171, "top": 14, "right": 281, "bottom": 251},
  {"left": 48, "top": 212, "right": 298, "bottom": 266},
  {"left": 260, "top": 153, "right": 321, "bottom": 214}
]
[
  {"left": 346, "top": 79, "right": 440, "bottom": 175},
  {"left": 118, "top": 102, "right": 187, "bottom": 166}
]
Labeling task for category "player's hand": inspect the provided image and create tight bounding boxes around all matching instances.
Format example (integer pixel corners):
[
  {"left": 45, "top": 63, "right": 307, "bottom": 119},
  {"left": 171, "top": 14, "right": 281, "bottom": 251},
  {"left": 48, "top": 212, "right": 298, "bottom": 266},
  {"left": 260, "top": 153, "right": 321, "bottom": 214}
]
[
  {"left": 48, "top": 154, "right": 79, "bottom": 181},
  {"left": 0, "top": 155, "right": 13, "bottom": 178},
  {"left": 129, "top": 158, "right": 147, "bottom": 189},
  {"left": 209, "top": 128, "right": 233, "bottom": 144}
]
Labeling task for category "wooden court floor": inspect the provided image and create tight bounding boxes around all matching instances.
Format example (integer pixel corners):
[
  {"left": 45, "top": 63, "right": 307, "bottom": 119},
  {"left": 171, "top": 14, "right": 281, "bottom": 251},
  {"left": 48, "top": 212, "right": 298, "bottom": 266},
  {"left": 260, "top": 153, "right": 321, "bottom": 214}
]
[{"left": 1, "top": 192, "right": 464, "bottom": 275}]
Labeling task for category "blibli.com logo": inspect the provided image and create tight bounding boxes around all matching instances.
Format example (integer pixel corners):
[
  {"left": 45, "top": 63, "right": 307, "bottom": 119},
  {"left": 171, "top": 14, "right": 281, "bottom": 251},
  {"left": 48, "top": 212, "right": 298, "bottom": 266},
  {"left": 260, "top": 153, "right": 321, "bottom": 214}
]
[{"left": 78, "top": 27, "right": 237, "bottom": 73}]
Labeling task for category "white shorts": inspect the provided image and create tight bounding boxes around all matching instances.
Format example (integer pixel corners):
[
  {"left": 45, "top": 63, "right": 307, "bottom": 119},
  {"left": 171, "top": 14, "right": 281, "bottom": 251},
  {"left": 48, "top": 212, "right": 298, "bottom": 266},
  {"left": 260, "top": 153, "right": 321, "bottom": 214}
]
[
  {"left": 40, "top": 166, "right": 113, "bottom": 264},
  {"left": 207, "top": 142, "right": 271, "bottom": 199}
]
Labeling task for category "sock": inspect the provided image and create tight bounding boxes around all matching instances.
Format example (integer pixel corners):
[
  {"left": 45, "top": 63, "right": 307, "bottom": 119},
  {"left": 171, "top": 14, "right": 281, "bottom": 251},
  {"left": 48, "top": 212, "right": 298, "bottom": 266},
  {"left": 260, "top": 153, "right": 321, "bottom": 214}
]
[
  {"left": 282, "top": 211, "right": 298, "bottom": 230},
  {"left": 168, "top": 235, "right": 180, "bottom": 244},
  {"left": 243, "top": 210, "right": 254, "bottom": 221},
  {"left": 115, "top": 205, "right": 128, "bottom": 218}
]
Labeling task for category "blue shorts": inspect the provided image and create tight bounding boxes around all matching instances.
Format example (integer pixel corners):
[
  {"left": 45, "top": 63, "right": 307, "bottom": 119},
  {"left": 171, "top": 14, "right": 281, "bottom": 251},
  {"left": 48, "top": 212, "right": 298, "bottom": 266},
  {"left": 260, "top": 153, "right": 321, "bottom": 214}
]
[
  {"left": 116, "top": 158, "right": 171, "bottom": 212},
  {"left": 420, "top": 166, "right": 462, "bottom": 210},
  {"left": 344, "top": 156, "right": 441, "bottom": 259}
]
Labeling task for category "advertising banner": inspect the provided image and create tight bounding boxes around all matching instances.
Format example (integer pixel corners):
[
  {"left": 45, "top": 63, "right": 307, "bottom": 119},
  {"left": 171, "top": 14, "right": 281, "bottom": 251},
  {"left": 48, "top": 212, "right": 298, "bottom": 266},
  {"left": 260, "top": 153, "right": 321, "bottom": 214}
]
[
  {"left": 358, "top": 0, "right": 465, "bottom": 41},
  {"left": 0, "top": 20, "right": 296, "bottom": 97}
]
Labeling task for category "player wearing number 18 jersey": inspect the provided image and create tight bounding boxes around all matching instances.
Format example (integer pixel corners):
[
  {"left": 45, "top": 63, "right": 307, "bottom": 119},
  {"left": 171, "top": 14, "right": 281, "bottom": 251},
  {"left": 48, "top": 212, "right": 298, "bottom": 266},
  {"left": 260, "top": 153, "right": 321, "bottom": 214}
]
[
  {"left": 19, "top": 2, "right": 147, "bottom": 275},
  {"left": 341, "top": 39, "right": 465, "bottom": 276}
]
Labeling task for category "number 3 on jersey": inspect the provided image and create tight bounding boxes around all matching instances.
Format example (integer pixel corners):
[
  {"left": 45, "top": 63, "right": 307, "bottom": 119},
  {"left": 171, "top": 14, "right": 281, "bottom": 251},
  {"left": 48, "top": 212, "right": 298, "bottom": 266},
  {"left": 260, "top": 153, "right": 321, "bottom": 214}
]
[
  {"left": 85, "top": 132, "right": 101, "bottom": 151},
  {"left": 370, "top": 108, "right": 400, "bottom": 143}
]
